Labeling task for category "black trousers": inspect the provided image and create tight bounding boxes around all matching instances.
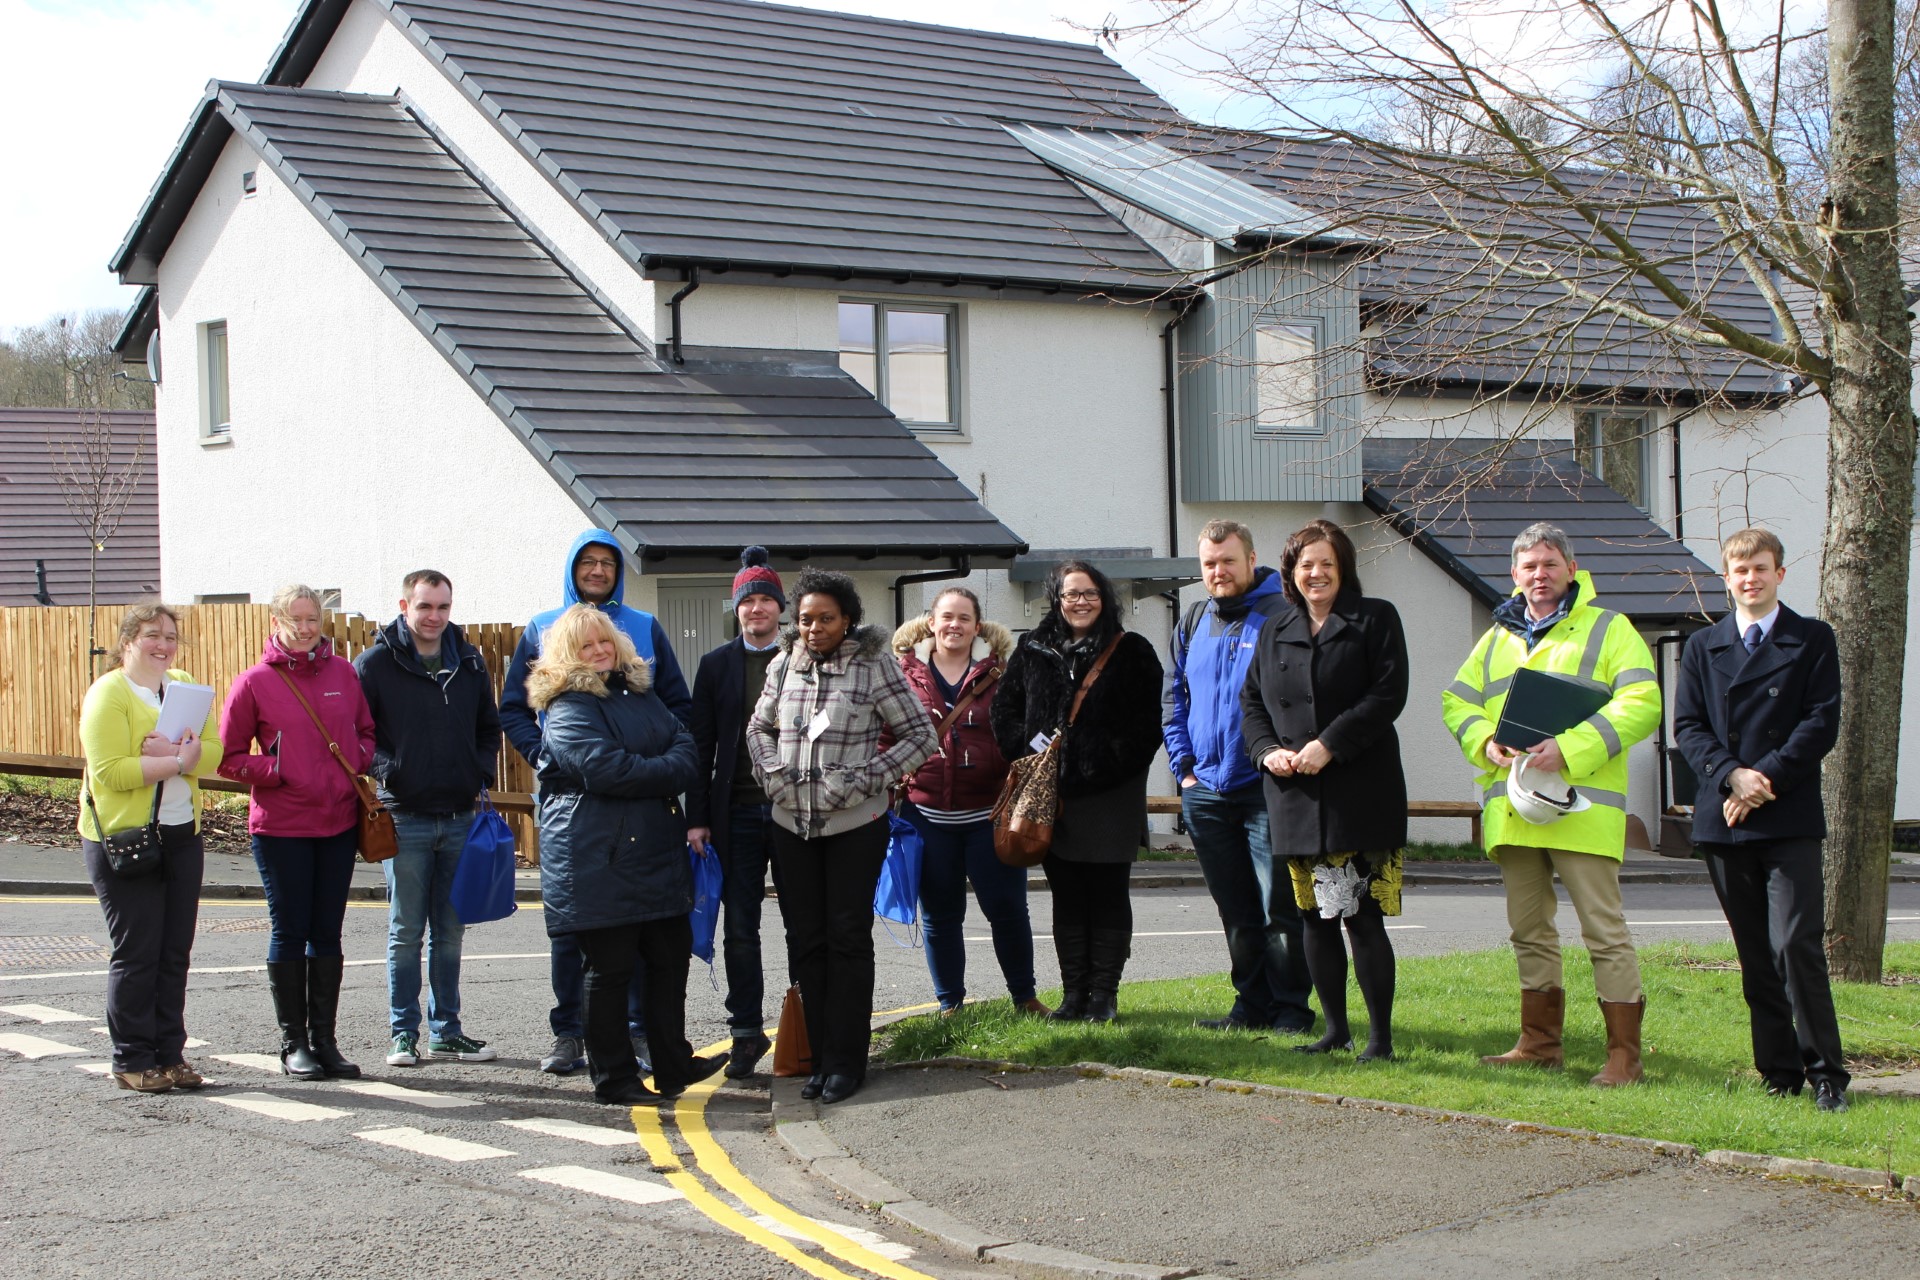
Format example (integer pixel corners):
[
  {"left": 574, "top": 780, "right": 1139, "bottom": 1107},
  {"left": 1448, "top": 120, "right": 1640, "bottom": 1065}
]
[
  {"left": 575, "top": 915, "right": 694, "bottom": 1096},
  {"left": 1699, "top": 838, "right": 1848, "bottom": 1091},
  {"left": 769, "top": 817, "right": 889, "bottom": 1078},
  {"left": 84, "top": 824, "right": 203, "bottom": 1072}
]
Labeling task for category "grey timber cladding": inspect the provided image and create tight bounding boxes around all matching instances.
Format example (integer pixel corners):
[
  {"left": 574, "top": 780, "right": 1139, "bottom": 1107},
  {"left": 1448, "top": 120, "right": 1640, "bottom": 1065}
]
[
  {"left": 368, "top": 0, "right": 1181, "bottom": 291},
  {"left": 211, "top": 83, "right": 1023, "bottom": 566},
  {"left": 1363, "top": 438, "right": 1723, "bottom": 626},
  {"left": 0, "top": 409, "right": 159, "bottom": 608},
  {"left": 1178, "top": 252, "right": 1365, "bottom": 502}
]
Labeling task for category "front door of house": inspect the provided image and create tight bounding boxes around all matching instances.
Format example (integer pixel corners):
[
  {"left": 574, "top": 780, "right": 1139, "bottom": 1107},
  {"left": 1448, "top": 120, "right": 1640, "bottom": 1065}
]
[{"left": 655, "top": 578, "right": 733, "bottom": 677}]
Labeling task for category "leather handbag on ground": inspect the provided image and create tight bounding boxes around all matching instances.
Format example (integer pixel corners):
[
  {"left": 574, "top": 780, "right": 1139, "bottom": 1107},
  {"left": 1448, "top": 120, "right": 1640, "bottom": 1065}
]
[
  {"left": 85, "top": 783, "right": 165, "bottom": 880},
  {"left": 992, "top": 635, "right": 1120, "bottom": 868},
  {"left": 772, "top": 983, "right": 813, "bottom": 1077},
  {"left": 272, "top": 666, "right": 398, "bottom": 863}
]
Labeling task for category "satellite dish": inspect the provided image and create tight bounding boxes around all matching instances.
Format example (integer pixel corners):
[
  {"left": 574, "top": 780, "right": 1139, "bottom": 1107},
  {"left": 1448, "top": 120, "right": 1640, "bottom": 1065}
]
[{"left": 145, "top": 329, "right": 162, "bottom": 386}]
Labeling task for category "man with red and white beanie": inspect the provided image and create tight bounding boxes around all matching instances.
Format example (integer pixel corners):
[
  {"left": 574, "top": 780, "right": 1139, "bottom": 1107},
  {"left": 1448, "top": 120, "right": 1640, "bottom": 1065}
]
[{"left": 686, "top": 547, "right": 789, "bottom": 1077}]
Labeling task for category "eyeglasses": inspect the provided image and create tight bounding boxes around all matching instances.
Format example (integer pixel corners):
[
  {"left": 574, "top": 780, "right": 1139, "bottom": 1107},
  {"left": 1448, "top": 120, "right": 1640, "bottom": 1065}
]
[
  {"left": 576, "top": 556, "right": 619, "bottom": 571},
  {"left": 1059, "top": 590, "right": 1101, "bottom": 604}
]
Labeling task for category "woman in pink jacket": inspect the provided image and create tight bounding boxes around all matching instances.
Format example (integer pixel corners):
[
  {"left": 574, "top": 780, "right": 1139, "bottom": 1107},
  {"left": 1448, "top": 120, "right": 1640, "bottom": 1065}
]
[{"left": 218, "top": 584, "right": 375, "bottom": 1081}]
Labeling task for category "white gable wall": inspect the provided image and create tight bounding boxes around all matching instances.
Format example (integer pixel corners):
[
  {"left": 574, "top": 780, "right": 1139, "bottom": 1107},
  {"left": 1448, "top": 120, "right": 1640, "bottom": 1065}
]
[
  {"left": 304, "top": 0, "right": 658, "bottom": 343},
  {"left": 154, "top": 134, "right": 599, "bottom": 622}
]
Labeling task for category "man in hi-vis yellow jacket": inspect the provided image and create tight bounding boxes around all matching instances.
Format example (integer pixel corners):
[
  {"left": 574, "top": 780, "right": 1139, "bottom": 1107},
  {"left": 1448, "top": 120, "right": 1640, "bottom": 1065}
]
[{"left": 1441, "top": 523, "right": 1661, "bottom": 1086}]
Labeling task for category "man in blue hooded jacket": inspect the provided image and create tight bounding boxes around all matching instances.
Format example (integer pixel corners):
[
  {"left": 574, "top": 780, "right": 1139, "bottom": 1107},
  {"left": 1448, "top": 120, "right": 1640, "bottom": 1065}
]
[
  {"left": 1163, "top": 520, "right": 1314, "bottom": 1032},
  {"left": 501, "top": 530, "right": 692, "bottom": 1075}
]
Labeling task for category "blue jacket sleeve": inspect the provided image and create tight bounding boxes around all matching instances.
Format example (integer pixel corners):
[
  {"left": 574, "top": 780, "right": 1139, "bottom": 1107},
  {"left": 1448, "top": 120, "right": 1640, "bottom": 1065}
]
[
  {"left": 649, "top": 618, "right": 693, "bottom": 725},
  {"left": 544, "top": 695, "right": 700, "bottom": 798},
  {"left": 1161, "top": 624, "right": 1197, "bottom": 783},
  {"left": 685, "top": 650, "right": 719, "bottom": 827},
  {"left": 499, "top": 626, "right": 543, "bottom": 768}
]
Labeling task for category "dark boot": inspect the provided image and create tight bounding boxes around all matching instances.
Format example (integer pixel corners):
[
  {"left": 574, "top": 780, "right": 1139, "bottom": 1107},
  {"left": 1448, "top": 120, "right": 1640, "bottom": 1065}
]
[
  {"left": 267, "top": 961, "right": 323, "bottom": 1080},
  {"left": 1482, "top": 987, "right": 1566, "bottom": 1070},
  {"left": 1048, "top": 921, "right": 1090, "bottom": 1021},
  {"left": 1083, "top": 928, "right": 1131, "bottom": 1023},
  {"left": 305, "top": 955, "right": 361, "bottom": 1079}
]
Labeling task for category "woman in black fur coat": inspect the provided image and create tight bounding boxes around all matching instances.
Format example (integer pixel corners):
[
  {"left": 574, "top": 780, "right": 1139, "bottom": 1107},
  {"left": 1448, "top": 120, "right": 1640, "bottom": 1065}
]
[{"left": 991, "top": 561, "right": 1165, "bottom": 1021}]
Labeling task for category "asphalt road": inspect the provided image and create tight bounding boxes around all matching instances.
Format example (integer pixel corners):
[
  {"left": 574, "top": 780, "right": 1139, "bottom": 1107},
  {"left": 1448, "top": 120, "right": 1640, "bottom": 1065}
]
[{"left": 4, "top": 882, "right": 1918, "bottom": 1279}]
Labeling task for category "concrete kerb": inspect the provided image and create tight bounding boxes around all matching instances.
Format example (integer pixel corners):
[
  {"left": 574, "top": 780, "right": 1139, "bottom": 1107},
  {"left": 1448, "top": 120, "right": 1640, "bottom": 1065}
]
[{"left": 776, "top": 1055, "right": 1914, "bottom": 1276}]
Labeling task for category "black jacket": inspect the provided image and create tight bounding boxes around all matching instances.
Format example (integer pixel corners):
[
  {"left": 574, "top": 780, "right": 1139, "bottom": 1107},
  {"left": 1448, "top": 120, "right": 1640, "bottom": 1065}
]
[
  {"left": 353, "top": 619, "right": 501, "bottom": 815},
  {"left": 1673, "top": 606, "right": 1841, "bottom": 844},
  {"left": 991, "top": 629, "right": 1165, "bottom": 798},
  {"left": 685, "top": 635, "right": 767, "bottom": 854},
  {"left": 1240, "top": 590, "right": 1409, "bottom": 857},
  {"left": 533, "top": 667, "right": 700, "bottom": 937}
]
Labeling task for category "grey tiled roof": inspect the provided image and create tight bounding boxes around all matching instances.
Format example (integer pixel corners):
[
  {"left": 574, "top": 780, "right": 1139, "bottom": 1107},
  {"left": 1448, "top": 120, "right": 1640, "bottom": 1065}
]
[
  {"left": 206, "top": 82, "right": 1024, "bottom": 567},
  {"left": 358, "top": 0, "right": 1180, "bottom": 293},
  {"left": 1184, "top": 132, "right": 1785, "bottom": 401},
  {"left": 1362, "top": 437, "right": 1724, "bottom": 626},
  {"left": 0, "top": 408, "right": 159, "bottom": 608}
]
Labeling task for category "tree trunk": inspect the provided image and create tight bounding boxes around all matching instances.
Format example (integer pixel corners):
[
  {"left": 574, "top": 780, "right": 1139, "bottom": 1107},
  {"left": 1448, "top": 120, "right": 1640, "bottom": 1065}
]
[{"left": 1817, "top": 0, "right": 1916, "bottom": 983}]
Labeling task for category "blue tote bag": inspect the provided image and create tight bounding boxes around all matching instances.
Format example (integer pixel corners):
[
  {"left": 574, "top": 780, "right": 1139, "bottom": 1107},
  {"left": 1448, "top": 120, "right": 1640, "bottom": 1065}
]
[
  {"left": 688, "top": 839, "right": 723, "bottom": 966},
  {"left": 450, "top": 793, "right": 517, "bottom": 925},
  {"left": 873, "top": 807, "right": 924, "bottom": 945}
]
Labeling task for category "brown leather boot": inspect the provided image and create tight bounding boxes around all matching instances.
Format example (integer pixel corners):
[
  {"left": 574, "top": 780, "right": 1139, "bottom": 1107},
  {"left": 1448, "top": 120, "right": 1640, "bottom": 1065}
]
[
  {"left": 1589, "top": 998, "right": 1646, "bottom": 1087},
  {"left": 1481, "top": 987, "right": 1565, "bottom": 1069}
]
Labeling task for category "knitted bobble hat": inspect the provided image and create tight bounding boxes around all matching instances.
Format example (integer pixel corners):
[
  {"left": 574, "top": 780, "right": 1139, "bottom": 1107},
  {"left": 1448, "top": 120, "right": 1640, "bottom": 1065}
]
[{"left": 731, "top": 546, "right": 786, "bottom": 609}]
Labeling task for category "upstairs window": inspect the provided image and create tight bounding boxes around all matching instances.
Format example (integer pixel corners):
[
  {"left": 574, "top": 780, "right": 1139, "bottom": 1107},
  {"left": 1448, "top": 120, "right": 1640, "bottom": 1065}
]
[
  {"left": 200, "top": 321, "right": 231, "bottom": 440},
  {"left": 838, "top": 301, "right": 959, "bottom": 432},
  {"left": 1253, "top": 320, "right": 1321, "bottom": 435},
  {"left": 1576, "top": 409, "right": 1652, "bottom": 509}
]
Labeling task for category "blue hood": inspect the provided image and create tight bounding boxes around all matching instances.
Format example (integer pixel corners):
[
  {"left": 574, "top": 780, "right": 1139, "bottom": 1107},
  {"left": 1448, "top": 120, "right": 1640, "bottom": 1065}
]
[{"left": 562, "top": 528, "right": 626, "bottom": 609}]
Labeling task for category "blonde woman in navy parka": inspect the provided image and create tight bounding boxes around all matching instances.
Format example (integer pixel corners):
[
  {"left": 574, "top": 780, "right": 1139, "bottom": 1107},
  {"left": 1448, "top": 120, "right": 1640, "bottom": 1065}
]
[{"left": 527, "top": 604, "right": 721, "bottom": 1105}]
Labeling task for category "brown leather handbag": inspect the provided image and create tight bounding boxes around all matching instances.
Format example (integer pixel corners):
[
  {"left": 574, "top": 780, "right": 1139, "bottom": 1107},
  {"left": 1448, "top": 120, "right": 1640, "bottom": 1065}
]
[
  {"left": 772, "top": 983, "right": 813, "bottom": 1077},
  {"left": 992, "top": 635, "right": 1120, "bottom": 868},
  {"left": 272, "top": 666, "right": 398, "bottom": 863}
]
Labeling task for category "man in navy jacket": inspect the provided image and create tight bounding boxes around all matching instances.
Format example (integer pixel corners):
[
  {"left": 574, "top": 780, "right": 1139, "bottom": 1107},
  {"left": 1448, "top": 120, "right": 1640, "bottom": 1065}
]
[
  {"left": 686, "top": 548, "right": 786, "bottom": 1078},
  {"left": 1163, "top": 520, "right": 1313, "bottom": 1032},
  {"left": 1673, "top": 527, "right": 1848, "bottom": 1111}
]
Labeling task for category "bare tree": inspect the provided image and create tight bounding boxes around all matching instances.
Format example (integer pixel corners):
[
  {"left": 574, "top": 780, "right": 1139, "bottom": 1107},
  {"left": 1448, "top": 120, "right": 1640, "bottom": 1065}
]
[
  {"left": 1, "top": 310, "right": 154, "bottom": 411},
  {"left": 1113, "top": 0, "right": 1913, "bottom": 978},
  {"left": 47, "top": 401, "right": 147, "bottom": 678}
]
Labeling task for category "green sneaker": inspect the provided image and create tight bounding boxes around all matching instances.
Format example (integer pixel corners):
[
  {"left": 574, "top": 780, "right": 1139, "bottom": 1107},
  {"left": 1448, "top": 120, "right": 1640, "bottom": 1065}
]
[
  {"left": 385, "top": 1033, "right": 419, "bottom": 1067},
  {"left": 428, "top": 1034, "right": 498, "bottom": 1062}
]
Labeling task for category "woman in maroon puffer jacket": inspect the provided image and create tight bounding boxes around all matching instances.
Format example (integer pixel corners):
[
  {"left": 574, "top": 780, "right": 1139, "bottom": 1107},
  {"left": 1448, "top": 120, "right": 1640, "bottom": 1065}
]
[{"left": 893, "top": 587, "right": 1047, "bottom": 1016}]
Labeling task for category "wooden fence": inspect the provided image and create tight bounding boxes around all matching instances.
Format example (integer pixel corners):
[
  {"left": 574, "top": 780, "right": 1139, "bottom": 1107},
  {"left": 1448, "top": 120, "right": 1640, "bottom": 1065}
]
[{"left": 0, "top": 604, "right": 539, "bottom": 853}]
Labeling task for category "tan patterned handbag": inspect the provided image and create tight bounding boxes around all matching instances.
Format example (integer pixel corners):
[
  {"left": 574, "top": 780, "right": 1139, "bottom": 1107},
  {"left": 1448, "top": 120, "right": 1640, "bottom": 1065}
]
[{"left": 992, "top": 636, "right": 1119, "bottom": 868}]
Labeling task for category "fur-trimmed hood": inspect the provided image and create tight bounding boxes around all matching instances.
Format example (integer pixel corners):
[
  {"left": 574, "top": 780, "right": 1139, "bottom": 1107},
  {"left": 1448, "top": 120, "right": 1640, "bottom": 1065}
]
[
  {"left": 891, "top": 616, "right": 1014, "bottom": 666},
  {"left": 526, "top": 656, "right": 652, "bottom": 711},
  {"left": 776, "top": 623, "right": 890, "bottom": 671}
]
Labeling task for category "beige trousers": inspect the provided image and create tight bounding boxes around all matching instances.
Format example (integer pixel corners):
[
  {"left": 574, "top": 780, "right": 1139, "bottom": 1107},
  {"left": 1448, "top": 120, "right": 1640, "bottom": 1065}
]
[{"left": 1492, "top": 845, "right": 1642, "bottom": 1003}]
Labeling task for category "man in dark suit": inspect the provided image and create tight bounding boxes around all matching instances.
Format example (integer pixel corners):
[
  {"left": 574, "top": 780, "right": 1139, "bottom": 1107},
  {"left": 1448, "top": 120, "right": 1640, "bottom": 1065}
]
[
  {"left": 1674, "top": 527, "right": 1847, "bottom": 1112},
  {"left": 686, "top": 547, "right": 786, "bottom": 1079}
]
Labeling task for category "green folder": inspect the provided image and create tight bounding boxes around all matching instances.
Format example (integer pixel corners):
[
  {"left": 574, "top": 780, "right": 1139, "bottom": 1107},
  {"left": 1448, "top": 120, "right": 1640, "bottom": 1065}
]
[{"left": 1493, "top": 667, "right": 1612, "bottom": 750}]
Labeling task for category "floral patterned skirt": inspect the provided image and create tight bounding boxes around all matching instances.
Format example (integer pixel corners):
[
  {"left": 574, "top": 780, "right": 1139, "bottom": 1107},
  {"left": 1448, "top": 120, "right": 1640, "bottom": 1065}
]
[{"left": 1287, "top": 849, "right": 1404, "bottom": 918}]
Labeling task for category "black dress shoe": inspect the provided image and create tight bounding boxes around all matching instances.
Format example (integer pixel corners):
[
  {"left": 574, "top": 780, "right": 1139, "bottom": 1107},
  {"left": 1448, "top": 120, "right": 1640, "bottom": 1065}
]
[
  {"left": 799, "top": 1073, "right": 826, "bottom": 1100},
  {"left": 1813, "top": 1080, "right": 1850, "bottom": 1113},
  {"left": 820, "top": 1073, "right": 862, "bottom": 1104},
  {"left": 1765, "top": 1079, "right": 1804, "bottom": 1098},
  {"left": 595, "top": 1079, "right": 662, "bottom": 1105},
  {"left": 1197, "top": 1014, "right": 1254, "bottom": 1031}
]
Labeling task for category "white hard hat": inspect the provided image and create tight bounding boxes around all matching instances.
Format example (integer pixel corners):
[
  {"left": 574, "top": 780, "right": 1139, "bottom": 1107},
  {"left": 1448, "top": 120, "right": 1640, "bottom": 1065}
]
[{"left": 1507, "top": 758, "right": 1592, "bottom": 825}]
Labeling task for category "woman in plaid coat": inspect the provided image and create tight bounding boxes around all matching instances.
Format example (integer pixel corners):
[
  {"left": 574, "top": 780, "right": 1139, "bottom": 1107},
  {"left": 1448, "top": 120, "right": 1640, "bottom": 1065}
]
[{"left": 747, "top": 568, "right": 937, "bottom": 1105}]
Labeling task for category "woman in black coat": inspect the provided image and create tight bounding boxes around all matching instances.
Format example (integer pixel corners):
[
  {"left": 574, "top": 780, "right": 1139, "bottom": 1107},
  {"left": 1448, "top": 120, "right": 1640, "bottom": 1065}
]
[
  {"left": 1241, "top": 520, "right": 1409, "bottom": 1060},
  {"left": 991, "top": 560, "right": 1165, "bottom": 1022},
  {"left": 528, "top": 604, "right": 722, "bottom": 1105}
]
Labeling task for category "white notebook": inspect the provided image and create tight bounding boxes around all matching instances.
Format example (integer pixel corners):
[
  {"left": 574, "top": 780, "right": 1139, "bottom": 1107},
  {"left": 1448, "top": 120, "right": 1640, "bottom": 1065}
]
[{"left": 155, "top": 682, "right": 216, "bottom": 743}]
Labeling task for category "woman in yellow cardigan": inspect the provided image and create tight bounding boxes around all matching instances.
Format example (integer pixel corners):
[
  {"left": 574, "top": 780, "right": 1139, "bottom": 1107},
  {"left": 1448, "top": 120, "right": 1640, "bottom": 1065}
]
[{"left": 78, "top": 603, "right": 224, "bottom": 1093}]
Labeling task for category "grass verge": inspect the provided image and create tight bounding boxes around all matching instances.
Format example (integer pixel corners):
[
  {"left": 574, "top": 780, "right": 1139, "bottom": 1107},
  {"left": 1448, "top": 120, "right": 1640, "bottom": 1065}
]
[{"left": 879, "top": 940, "right": 1920, "bottom": 1175}]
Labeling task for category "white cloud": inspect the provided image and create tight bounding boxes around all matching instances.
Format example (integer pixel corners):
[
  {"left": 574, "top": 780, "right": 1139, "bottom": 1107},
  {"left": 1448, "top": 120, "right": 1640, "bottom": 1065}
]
[{"left": 0, "top": 0, "right": 1234, "bottom": 336}]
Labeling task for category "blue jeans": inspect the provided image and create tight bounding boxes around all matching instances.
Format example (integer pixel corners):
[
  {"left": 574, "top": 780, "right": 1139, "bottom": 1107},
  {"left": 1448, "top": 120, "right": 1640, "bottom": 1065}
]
[
  {"left": 551, "top": 933, "right": 647, "bottom": 1039},
  {"left": 907, "top": 803, "right": 1037, "bottom": 1010},
  {"left": 721, "top": 803, "right": 777, "bottom": 1036},
  {"left": 383, "top": 810, "right": 470, "bottom": 1041},
  {"left": 1181, "top": 782, "right": 1313, "bottom": 1028},
  {"left": 252, "top": 828, "right": 358, "bottom": 962}
]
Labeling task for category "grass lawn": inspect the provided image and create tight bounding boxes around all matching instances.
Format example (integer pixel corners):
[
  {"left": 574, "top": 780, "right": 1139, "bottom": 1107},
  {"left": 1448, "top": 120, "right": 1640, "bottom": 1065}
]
[{"left": 880, "top": 940, "right": 1920, "bottom": 1175}]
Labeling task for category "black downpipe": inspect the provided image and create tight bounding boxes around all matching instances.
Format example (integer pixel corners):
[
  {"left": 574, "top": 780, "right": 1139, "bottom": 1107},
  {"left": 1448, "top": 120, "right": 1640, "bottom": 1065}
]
[
  {"left": 893, "top": 557, "right": 970, "bottom": 628},
  {"left": 33, "top": 559, "right": 53, "bottom": 606},
  {"left": 1161, "top": 294, "right": 1201, "bottom": 634},
  {"left": 668, "top": 266, "right": 700, "bottom": 365}
]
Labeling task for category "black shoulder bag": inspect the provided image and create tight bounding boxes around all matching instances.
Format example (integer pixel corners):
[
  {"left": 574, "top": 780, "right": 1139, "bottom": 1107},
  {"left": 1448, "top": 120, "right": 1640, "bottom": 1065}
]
[{"left": 84, "top": 782, "right": 166, "bottom": 879}]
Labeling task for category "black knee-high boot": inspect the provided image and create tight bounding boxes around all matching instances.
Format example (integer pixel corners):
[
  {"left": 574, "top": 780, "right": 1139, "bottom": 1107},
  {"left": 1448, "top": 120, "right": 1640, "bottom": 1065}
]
[
  {"left": 306, "top": 955, "right": 361, "bottom": 1079},
  {"left": 1294, "top": 913, "right": 1352, "bottom": 1054},
  {"left": 1083, "top": 928, "right": 1131, "bottom": 1023},
  {"left": 1347, "top": 911, "right": 1396, "bottom": 1062},
  {"left": 1049, "top": 920, "right": 1090, "bottom": 1020},
  {"left": 267, "top": 961, "right": 324, "bottom": 1079}
]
